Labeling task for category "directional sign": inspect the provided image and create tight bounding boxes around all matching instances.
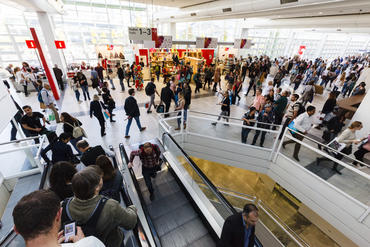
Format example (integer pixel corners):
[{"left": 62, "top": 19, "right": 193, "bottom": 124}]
[
  {"left": 54, "top": 40, "right": 66, "bottom": 49},
  {"left": 129, "top": 27, "right": 157, "bottom": 41}
]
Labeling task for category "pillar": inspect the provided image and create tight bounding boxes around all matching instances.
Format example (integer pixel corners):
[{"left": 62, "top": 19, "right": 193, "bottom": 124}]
[
  {"left": 170, "top": 22, "right": 176, "bottom": 40},
  {"left": 37, "top": 12, "right": 66, "bottom": 80}
]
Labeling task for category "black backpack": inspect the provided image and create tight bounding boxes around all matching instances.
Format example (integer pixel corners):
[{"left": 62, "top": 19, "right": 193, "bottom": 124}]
[
  {"left": 295, "top": 102, "right": 306, "bottom": 116},
  {"left": 145, "top": 83, "right": 155, "bottom": 96},
  {"left": 61, "top": 197, "right": 108, "bottom": 240}
]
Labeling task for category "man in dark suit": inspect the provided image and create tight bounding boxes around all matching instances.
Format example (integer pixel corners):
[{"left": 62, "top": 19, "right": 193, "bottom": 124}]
[
  {"left": 160, "top": 82, "right": 175, "bottom": 118},
  {"left": 217, "top": 204, "right": 259, "bottom": 247},
  {"left": 124, "top": 88, "right": 146, "bottom": 138},
  {"left": 77, "top": 140, "right": 113, "bottom": 166},
  {"left": 53, "top": 64, "right": 64, "bottom": 90}
]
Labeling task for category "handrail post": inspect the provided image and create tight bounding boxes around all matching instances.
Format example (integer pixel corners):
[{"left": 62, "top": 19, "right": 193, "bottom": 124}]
[
  {"left": 273, "top": 126, "right": 288, "bottom": 163},
  {"left": 180, "top": 109, "right": 184, "bottom": 145},
  {"left": 269, "top": 125, "right": 282, "bottom": 161}
]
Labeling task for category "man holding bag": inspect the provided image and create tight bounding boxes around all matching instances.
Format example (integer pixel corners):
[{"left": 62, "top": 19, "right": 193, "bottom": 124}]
[{"left": 282, "top": 106, "right": 316, "bottom": 161}]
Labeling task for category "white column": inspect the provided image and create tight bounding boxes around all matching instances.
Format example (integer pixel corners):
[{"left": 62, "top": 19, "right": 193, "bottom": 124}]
[
  {"left": 170, "top": 22, "right": 176, "bottom": 40},
  {"left": 36, "top": 12, "right": 66, "bottom": 78}
]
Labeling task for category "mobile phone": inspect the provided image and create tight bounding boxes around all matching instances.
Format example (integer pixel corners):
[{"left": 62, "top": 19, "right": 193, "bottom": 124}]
[{"left": 63, "top": 221, "right": 76, "bottom": 243}]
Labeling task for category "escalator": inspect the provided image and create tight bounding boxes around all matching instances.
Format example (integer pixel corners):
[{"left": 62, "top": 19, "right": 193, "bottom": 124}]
[{"left": 119, "top": 134, "right": 264, "bottom": 247}]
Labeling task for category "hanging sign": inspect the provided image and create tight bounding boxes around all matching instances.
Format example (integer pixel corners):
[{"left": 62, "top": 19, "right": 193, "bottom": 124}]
[
  {"left": 54, "top": 40, "right": 66, "bottom": 49},
  {"left": 155, "top": 36, "right": 172, "bottom": 48},
  {"left": 234, "top": 39, "right": 252, "bottom": 49},
  {"left": 298, "top": 45, "right": 306, "bottom": 55},
  {"left": 128, "top": 27, "right": 157, "bottom": 41},
  {"left": 25, "top": 40, "right": 36, "bottom": 49},
  {"left": 196, "top": 37, "right": 218, "bottom": 48}
]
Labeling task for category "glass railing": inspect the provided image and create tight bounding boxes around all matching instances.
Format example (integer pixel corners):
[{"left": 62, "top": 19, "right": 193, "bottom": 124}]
[
  {"left": 119, "top": 144, "right": 161, "bottom": 247},
  {"left": 278, "top": 128, "right": 370, "bottom": 207}
]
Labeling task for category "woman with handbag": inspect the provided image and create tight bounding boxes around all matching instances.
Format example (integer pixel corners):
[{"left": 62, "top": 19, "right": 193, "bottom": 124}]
[
  {"left": 332, "top": 121, "right": 363, "bottom": 174},
  {"left": 90, "top": 94, "right": 106, "bottom": 137},
  {"left": 61, "top": 112, "right": 85, "bottom": 154}
]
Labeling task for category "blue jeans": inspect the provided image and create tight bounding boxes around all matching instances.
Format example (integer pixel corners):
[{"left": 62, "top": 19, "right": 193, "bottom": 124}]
[
  {"left": 177, "top": 110, "right": 188, "bottom": 128},
  {"left": 74, "top": 90, "right": 80, "bottom": 101},
  {"left": 125, "top": 116, "right": 142, "bottom": 136},
  {"left": 81, "top": 85, "right": 90, "bottom": 100},
  {"left": 109, "top": 79, "right": 115, "bottom": 89},
  {"left": 119, "top": 78, "right": 125, "bottom": 91},
  {"left": 241, "top": 127, "right": 252, "bottom": 144}
]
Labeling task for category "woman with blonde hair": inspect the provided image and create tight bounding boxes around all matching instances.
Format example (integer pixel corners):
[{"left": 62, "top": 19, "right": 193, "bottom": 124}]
[
  {"left": 89, "top": 94, "right": 106, "bottom": 137},
  {"left": 333, "top": 72, "right": 346, "bottom": 91},
  {"left": 332, "top": 121, "right": 363, "bottom": 174}
]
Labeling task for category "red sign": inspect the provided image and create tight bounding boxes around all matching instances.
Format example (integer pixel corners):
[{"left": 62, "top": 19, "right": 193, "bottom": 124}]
[
  {"left": 298, "top": 45, "right": 306, "bottom": 55},
  {"left": 55, "top": 40, "right": 66, "bottom": 49},
  {"left": 25, "top": 40, "right": 36, "bottom": 49}
]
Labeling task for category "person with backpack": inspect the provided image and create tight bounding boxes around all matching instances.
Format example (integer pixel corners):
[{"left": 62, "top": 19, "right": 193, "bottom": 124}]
[
  {"left": 279, "top": 94, "right": 303, "bottom": 140},
  {"left": 41, "top": 133, "right": 78, "bottom": 165},
  {"left": 124, "top": 88, "right": 146, "bottom": 138},
  {"left": 145, "top": 77, "right": 159, "bottom": 114},
  {"left": 61, "top": 167, "right": 137, "bottom": 247},
  {"left": 61, "top": 112, "right": 85, "bottom": 154},
  {"left": 128, "top": 142, "right": 162, "bottom": 201},
  {"left": 40, "top": 83, "right": 60, "bottom": 123}
]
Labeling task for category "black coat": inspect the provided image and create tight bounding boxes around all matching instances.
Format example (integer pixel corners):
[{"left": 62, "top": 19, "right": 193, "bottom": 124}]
[
  {"left": 217, "top": 213, "right": 255, "bottom": 247},
  {"left": 160, "top": 87, "right": 175, "bottom": 104},
  {"left": 90, "top": 100, "right": 105, "bottom": 120},
  {"left": 117, "top": 67, "right": 124, "bottom": 80},
  {"left": 124, "top": 96, "right": 140, "bottom": 117},
  {"left": 53, "top": 67, "right": 63, "bottom": 81},
  {"left": 80, "top": 145, "right": 106, "bottom": 166}
]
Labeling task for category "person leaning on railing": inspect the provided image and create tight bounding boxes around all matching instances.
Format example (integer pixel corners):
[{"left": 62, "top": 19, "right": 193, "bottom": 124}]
[{"left": 352, "top": 133, "right": 370, "bottom": 167}]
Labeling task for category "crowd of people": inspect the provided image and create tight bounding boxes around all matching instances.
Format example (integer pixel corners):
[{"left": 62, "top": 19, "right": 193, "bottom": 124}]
[{"left": 1, "top": 52, "right": 370, "bottom": 247}]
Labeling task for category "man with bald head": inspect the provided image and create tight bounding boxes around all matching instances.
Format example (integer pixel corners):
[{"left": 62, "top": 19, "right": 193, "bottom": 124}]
[{"left": 40, "top": 83, "right": 60, "bottom": 123}]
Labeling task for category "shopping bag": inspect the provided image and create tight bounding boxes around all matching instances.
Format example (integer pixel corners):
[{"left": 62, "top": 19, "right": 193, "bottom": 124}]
[
  {"left": 47, "top": 109, "right": 55, "bottom": 121},
  {"left": 156, "top": 104, "right": 165, "bottom": 113},
  {"left": 145, "top": 103, "right": 149, "bottom": 109},
  {"left": 288, "top": 121, "right": 298, "bottom": 134},
  {"left": 103, "top": 110, "right": 110, "bottom": 119}
]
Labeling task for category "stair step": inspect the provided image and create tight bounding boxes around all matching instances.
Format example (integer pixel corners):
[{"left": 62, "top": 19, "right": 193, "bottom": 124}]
[{"left": 147, "top": 191, "right": 189, "bottom": 220}]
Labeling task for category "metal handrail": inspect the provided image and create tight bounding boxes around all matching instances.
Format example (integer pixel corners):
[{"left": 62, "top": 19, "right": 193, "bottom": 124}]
[
  {"left": 0, "top": 135, "right": 42, "bottom": 146},
  {"left": 284, "top": 128, "right": 370, "bottom": 176},
  {"left": 285, "top": 127, "right": 370, "bottom": 168},
  {"left": 162, "top": 133, "right": 237, "bottom": 216},
  {"left": 119, "top": 144, "right": 162, "bottom": 247}
]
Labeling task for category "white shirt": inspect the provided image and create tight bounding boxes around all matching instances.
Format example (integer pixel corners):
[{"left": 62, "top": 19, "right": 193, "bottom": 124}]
[
  {"left": 61, "top": 236, "right": 105, "bottom": 247},
  {"left": 294, "top": 112, "right": 314, "bottom": 133},
  {"left": 41, "top": 88, "right": 54, "bottom": 105}
]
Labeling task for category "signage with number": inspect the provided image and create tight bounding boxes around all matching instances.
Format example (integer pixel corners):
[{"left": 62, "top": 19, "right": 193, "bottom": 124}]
[
  {"left": 55, "top": 40, "right": 66, "bottom": 49},
  {"left": 129, "top": 27, "right": 157, "bottom": 41},
  {"left": 25, "top": 40, "right": 36, "bottom": 49}
]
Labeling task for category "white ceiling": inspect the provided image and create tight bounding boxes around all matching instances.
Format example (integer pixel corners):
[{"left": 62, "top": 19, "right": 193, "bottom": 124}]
[{"left": 127, "top": 0, "right": 221, "bottom": 9}]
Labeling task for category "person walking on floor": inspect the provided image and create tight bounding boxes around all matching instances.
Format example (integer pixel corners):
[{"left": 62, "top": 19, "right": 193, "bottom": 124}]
[
  {"left": 273, "top": 90, "right": 288, "bottom": 127},
  {"left": 212, "top": 91, "right": 231, "bottom": 126},
  {"left": 95, "top": 63, "right": 104, "bottom": 84},
  {"left": 194, "top": 69, "right": 202, "bottom": 93},
  {"left": 102, "top": 87, "right": 116, "bottom": 122},
  {"left": 241, "top": 106, "right": 257, "bottom": 144},
  {"left": 331, "top": 121, "right": 363, "bottom": 174},
  {"left": 213, "top": 66, "right": 221, "bottom": 92},
  {"left": 252, "top": 104, "right": 274, "bottom": 147},
  {"left": 279, "top": 94, "right": 302, "bottom": 140},
  {"left": 89, "top": 94, "right": 106, "bottom": 137},
  {"left": 106, "top": 64, "right": 116, "bottom": 90},
  {"left": 60, "top": 112, "right": 84, "bottom": 154},
  {"left": 40, "top": 83, "right": 60, "bottom": 123},
  {"left": 71, "top": 75, "right": 82, "bottom": 103},
  {"left": 145, "top": 77, "right": 159, "bottom": 114},
  {"left": 125, "top": 64, "right": 132, "bottom": 88},
  {"left": 124, "top": 88, "right": 146, "bottom": 138},
  {"left": 53, "top": 64, "right": 64, "bottom": 91},
  {"left": 90, "top": 68, "right": 102, "bottom": 95},
  {"left": 117, "top": 64, "right": 125, "bottom": 92},
  {"left": 282, "top": 105, "right": 316, "bottom": 161},
  {"left": 128, "top": 142, "right": 162, "bottom": 201},
  {"left": 77, "top": 71, "right": 90, "bottom": 101},
  {"left": 160, "top": 82, "right": 175, "bottom": 118}
]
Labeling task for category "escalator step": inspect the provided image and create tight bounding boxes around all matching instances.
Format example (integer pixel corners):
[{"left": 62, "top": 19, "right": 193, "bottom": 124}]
[
  {"left": 137, "top": 169, "right": 174, "bottom": 192},
  {"left": 147, "top": 192, "right": 189, "bottom": 219},
  {"left": 188, "top": 234, "right": 215, "bottom": 247},
  {"left": 160, "top": 218, "right": 210, "bottom": 247},
  {"left": 141, "top": 178, "right": 181, "bottom": 205},
  {"left": 153, "top": 203, "right": 198, "bottom": 237}
]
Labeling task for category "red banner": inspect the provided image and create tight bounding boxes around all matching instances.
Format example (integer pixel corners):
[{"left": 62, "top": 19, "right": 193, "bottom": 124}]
[
  {"left": 54, "top": 40, "right": 66, "bottom": 49},
  {"left": 25, "top": 40, "right": 36, "bottom": 49}
]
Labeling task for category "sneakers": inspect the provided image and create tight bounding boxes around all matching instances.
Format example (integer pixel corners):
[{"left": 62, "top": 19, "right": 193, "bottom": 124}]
[
  {"left": 140, "top": 127, "right": 146, "bottom": 131},
  {"left": 211, "top": 122, "right": 217, "bottom": 126},
  {"left": 175, "top": 127, "right": 180, "bottom": 131},
  {"left": 101, "top": 133, "right": 106, "bottom": 137},
  {"left": 110, "top": 120, "right": 116, "bottom": 122},
  {"left": 147, "top": 110, "right": 152, "bottom": 114}
]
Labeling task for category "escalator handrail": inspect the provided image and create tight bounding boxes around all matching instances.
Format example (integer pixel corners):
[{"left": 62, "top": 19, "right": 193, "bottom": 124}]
[
  {"left": 0, "top": 161, "right": 50, "bottom": 246},
  {"left": 119, "top": 144, "right": 162, "bottom": 247},
  {"left": 162, "top": 133, "right": 237, "bottom": 216}
]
